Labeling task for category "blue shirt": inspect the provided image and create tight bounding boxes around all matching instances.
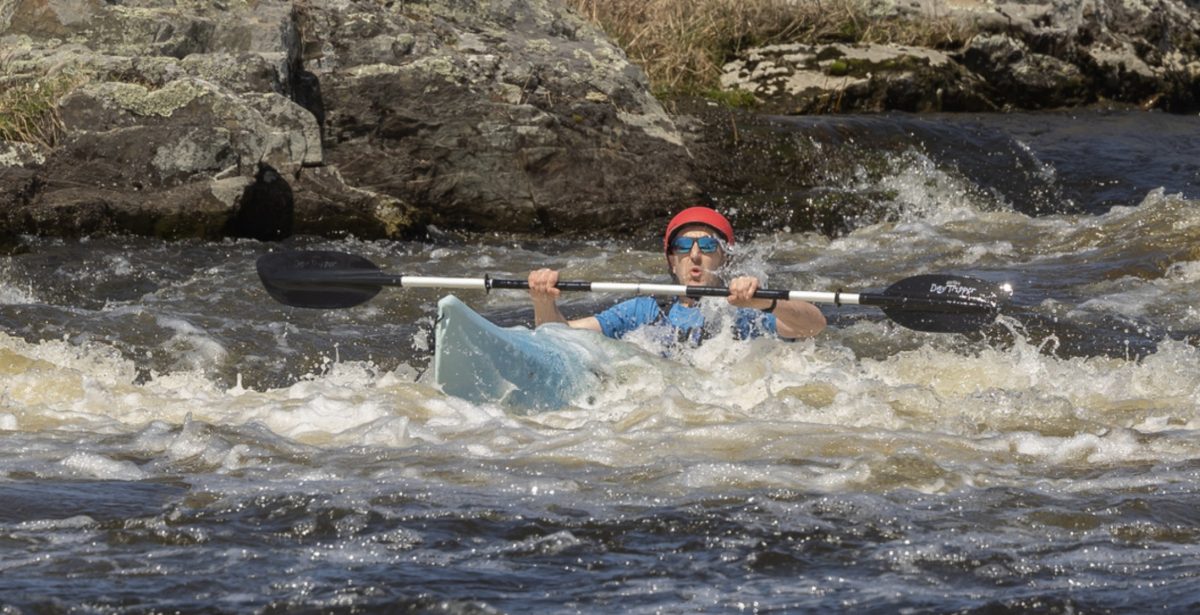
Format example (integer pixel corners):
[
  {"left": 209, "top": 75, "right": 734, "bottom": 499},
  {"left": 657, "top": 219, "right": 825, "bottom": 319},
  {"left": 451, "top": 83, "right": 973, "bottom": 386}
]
[{"left": 593, "top": 296, "right": 780, "bottom": 344}]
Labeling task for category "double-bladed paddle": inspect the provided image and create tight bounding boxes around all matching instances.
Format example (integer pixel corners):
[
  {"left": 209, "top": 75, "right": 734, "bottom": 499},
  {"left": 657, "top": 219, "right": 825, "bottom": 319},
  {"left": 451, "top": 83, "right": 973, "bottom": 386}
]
[{"left": 256, "top": 250, "right": 1011, "bottom": 333}]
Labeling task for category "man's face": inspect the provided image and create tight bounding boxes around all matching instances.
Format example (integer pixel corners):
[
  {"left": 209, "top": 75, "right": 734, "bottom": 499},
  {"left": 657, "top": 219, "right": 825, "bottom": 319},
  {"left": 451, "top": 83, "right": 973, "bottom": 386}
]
[{"left": 667, "top": 225, "right": 726, "bottom": 286}]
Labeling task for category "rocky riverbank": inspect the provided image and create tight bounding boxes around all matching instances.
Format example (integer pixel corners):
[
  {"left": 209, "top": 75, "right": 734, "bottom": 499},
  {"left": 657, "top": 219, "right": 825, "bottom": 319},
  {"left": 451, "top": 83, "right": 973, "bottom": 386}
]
[
  {"left": 723, "top": 0, "right": 1200, "bottom": 114},
  {"left": 1, "top": 0, "right": 1197, "bottom": 246}
]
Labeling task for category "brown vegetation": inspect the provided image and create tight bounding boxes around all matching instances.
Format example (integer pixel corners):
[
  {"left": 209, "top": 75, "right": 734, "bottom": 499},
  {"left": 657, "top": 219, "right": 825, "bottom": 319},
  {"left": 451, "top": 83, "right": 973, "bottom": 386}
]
[
  {"left": 0, "top": 73, "right": 84, "bottom": 149},
  {"left": 566, "top": 0, "right": 973, "bottom": 95}
]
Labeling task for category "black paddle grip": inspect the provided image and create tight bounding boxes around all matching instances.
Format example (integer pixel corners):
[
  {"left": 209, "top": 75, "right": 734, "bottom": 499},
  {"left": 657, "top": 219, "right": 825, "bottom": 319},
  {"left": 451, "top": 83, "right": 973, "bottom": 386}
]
[
  {"left": 684, "top": 286, "right": 790, "bottom": 300},
  {"left": 489, "top": 278, "right": 531, "bottom": 290},
  {"left": 554, "top": 281, "right": 593, "bottom": 292},
  {"left": 485, "top": 279, "right": 593, "bottom": 292}
]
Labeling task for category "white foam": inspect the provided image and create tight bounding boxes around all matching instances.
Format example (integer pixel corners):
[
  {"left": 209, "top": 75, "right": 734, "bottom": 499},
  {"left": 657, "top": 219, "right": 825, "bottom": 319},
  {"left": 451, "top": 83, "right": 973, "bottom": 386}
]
[
  {"left": 60, "top": 452, "right": 147, "bottom": 480},
  {"left": 1, "top": 267, "right": 1199, "bottom": 494},
  {"left": 156, "top": 315, "right": 229, "bottom": 372}
]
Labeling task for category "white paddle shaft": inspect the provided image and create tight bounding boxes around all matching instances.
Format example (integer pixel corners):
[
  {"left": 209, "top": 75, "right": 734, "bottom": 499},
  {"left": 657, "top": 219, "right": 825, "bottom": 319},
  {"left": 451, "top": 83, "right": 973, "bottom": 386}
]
[{"left": 389, "top": 276, "right": 863, "bottom": 306}]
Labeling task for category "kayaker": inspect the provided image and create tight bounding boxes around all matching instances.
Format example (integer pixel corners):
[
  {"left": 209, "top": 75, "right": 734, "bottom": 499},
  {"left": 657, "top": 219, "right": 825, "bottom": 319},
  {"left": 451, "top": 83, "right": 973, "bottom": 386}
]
[{"left": 528, "top": 206, "right": 826, "bottom": 342}]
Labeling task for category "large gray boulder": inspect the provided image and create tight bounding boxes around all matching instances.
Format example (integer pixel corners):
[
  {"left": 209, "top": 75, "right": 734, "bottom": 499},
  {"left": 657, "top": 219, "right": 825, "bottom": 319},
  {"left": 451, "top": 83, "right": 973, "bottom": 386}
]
[{"left": 299, "top": 0, "right": 695, "bottom": 235}]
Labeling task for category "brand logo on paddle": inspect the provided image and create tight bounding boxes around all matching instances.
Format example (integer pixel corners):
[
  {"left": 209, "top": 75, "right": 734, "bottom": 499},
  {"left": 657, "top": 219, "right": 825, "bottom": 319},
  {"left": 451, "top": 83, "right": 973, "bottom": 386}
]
[{"left": 928, "top": 280, "right": 979, "bottom": 298}]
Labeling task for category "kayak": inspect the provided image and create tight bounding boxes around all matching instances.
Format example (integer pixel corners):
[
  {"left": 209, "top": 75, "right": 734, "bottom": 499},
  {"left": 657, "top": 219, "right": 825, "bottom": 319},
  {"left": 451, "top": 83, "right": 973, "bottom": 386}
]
[{"left": 433, "top": 295, "right": 605, "bottom": 412}]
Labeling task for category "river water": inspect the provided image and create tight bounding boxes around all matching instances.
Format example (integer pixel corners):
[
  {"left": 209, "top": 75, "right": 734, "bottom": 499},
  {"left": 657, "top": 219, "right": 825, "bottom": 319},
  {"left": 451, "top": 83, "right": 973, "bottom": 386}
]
[{"left": 1, "top": 109, "right": 1199, "bottom": 612}]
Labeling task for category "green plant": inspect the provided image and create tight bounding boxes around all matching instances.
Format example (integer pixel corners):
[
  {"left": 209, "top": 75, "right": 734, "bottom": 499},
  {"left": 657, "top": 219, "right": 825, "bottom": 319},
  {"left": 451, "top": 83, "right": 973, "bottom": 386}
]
[{"left": 703, "top": 88, "right": 758, "bottom": 108}]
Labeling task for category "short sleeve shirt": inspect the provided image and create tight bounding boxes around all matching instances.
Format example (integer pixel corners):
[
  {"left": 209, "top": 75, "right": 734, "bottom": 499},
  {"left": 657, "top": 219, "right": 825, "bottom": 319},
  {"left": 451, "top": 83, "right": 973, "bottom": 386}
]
[{"left": 594, "top": 296, "right": 779, "bottom": 343}]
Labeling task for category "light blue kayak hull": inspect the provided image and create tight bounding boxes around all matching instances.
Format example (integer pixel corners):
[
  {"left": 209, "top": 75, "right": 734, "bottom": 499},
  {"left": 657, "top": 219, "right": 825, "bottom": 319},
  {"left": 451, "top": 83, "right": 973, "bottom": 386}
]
[{"left": 433, "top": 295, "right": 600, "bottom": 411}]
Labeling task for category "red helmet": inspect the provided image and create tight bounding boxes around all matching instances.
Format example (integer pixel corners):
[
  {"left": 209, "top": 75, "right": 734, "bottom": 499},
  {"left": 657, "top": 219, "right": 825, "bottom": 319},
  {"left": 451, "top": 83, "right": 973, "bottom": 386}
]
[{"left": 663, "top": 206, "right": 734, "bottom": 255}]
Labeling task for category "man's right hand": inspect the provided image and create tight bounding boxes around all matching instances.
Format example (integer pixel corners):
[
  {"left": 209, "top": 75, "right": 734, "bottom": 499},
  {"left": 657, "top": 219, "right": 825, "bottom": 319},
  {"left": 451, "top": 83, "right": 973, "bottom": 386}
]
[
  {"left": 527, "top": 268, "right": 603, "bottom": 332},
  {"left": 528, "top": 268, "right": 562, "bottom": 301},
  {"left": 528, "top": 268, "right": 569, "bottom": 326}
]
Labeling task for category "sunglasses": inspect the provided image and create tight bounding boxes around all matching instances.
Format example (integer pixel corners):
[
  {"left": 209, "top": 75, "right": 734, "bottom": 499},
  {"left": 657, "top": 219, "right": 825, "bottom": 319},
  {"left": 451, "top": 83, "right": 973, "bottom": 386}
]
[{"left": 671, "top": 236, "right": 721, "bottom": 254}]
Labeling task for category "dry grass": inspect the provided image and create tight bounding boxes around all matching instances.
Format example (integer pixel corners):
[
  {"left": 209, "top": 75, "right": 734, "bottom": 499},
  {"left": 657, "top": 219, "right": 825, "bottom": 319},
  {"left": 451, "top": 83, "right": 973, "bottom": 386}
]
[
  {"left": 567, "top": 0, "right": 973, "bottom": 95},
  {"left": 0, "top": 72, "right": 85, "bottom": 149}
]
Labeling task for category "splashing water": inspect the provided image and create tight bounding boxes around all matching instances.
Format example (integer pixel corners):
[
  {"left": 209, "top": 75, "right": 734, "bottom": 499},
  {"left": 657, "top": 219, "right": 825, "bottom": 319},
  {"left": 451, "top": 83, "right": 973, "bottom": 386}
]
[{"left": 2, "top": 110, "right": 1200, "bottom": 612}]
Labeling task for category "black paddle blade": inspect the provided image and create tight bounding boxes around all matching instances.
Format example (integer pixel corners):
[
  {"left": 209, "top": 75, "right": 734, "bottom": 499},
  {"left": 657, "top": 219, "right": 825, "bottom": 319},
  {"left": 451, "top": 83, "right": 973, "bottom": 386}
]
[
  {"left": 256, "top": 250, "right": 384, "bottom": 309},
  {"left": 869, "top": 274, "right": 1010, "bottom": 333}
]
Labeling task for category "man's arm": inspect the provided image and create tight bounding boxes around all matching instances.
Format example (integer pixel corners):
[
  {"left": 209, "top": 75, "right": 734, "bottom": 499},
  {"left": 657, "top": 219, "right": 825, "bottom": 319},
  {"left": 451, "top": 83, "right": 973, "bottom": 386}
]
[
  {"left": 726, "top": 275, "right": 826, "bottom": 339},
  {"left": 528, "top": 268, "right": 603, "bottom": 331},
  {"left": 764, "top": 298, "right": 826, "bottom": 339}
]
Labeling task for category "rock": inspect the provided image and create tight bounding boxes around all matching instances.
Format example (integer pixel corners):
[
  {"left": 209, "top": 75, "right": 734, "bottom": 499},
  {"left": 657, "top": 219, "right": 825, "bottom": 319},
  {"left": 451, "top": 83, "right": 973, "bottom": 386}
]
[
  {"left": 720, "top": 42, "right": 996, "bottom": 113},
  {"left": 300, "top": 0, "right": 696, "bottom": 235},
  {"left": 724, "top": 0, "right": 1200, "bottom": 113},
  {"left": 0, "top": 0, "right": 699, "bottom": 241},
  {"left": 288, "top": 166, "right": 422, "bottom": 239},
  {"left": 961, "top": 34, "right": 1091, "bottom": 108},
  {"left": 0, "top": 0, "right": 324, "bottom": 238}
]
